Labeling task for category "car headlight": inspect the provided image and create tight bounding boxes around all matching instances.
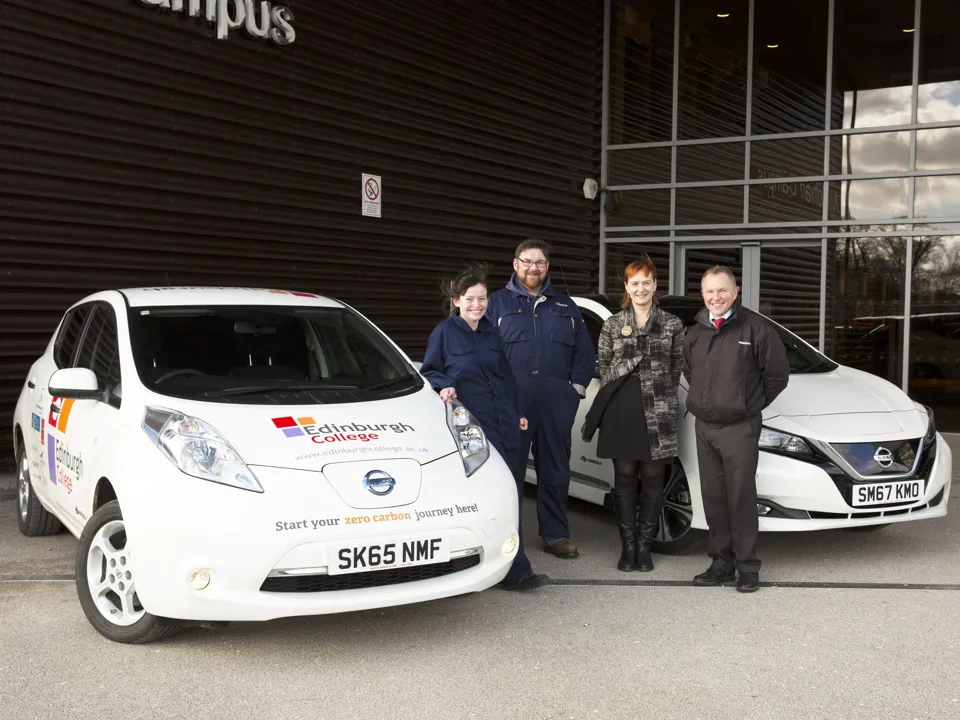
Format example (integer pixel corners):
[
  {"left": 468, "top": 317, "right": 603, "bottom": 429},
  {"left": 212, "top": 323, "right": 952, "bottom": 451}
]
[
  {"left": 141, "top": 407, "right": 263, "bottom": 493},
  {"left": 759, "top": 427, "right": 813, "bottom": 457},
  {"left": 445, "top": 400, "right": 489, "bottom": 477},
  {"left": 921, "top": 405, "right": 936, "bottom": 445}
]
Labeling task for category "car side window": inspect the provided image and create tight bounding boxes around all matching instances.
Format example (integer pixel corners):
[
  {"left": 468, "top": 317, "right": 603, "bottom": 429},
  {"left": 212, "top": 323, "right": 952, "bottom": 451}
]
[
  {"left": 53, "top": 304, "right": 93, "bottom": 368},
  {"left": 76, "top": 303, "right": 122, "bottom": 403}
]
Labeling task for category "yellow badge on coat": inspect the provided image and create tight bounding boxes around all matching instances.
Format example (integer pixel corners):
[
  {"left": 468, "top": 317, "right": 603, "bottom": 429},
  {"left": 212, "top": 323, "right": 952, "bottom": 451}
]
[{"left": 621, "top": 325, "right": 633, "bottom": 336}]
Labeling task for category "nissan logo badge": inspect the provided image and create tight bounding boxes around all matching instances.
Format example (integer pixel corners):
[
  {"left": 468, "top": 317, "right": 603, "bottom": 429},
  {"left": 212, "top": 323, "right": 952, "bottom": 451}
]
[
  {"left": 364, "top": 470, "right": 396, "bottom": 496},
  {"left": 873, "top": 447, "right": 894, "bottom": 468}
]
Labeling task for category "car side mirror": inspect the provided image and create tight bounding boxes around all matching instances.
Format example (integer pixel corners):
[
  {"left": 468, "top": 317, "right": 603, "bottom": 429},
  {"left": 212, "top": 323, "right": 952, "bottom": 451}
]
[{"left": 48, "top": 368, "right": 101, "bottom": 400}]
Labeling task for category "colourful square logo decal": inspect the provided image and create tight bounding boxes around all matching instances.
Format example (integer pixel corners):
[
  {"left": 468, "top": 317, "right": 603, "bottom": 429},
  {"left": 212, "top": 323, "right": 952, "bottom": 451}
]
[{"left": 272, "top": 416, "right": 316, "bottom": 438}]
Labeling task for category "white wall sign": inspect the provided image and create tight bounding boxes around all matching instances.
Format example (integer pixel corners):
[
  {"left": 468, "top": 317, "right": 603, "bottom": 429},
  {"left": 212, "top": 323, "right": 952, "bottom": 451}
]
[
  {"left": 138, "top": 0, "right": 296, "bottom": 45},
  {"left": 362, "top": 174, "right": 382, "bottom": 218}
]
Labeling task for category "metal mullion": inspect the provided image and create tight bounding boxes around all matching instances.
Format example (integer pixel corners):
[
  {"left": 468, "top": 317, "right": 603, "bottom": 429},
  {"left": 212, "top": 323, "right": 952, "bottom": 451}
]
[
  {"left": 604, "top": 215, "right": 960, "bottom": 234},
  {"left": 743, "top": 0, "right": 755, "bottom": 225},
  {"left": 608, "top": 166, "right": 960, "bottom": 192},
  {"left": 902, "top": 0, "right": 923, "bottom": 393},
  {"left": 902, "top": 238, "right": 914, "bottom": 393},
  {"left": 605, "top": 229, "right": 945, "bottom": 243},
  {"left": 819, "top": 236, "right": 828, "bottom": 352},
  {"left": 668, "top": 0, "right": 680, "bottom": 295},
  {"left": 668, "top": 240, "right": 677, "bottom": 295},
  {"left": 605, "top": 118, "right": 960, "bottom": 151},
  {"left": 598, "top": 0, "right": 612, "bottom": 294},
  {"left": 607, "top": 224, "right": 960, "bottom": 236},
  {"left": 819, "top": 0, "right": 834, "bottom": 354}
]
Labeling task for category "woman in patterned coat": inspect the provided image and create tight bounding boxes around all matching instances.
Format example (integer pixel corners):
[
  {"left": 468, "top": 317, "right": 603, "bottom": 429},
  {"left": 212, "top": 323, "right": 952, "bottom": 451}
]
[{"left": 582, "top": 255, "right": 685, "bottom": 572}]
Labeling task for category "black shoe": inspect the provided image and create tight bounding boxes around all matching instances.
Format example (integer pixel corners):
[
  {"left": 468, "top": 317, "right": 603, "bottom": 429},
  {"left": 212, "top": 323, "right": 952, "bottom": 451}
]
[
  {"left": 501, "top": 573, "right": 550, "bottom": 592},
  {"left": 737, "top": 572, "right": 760, "bottom": 593},
  {"left": 693, "top": 565, "right": 736, "bottom": 586},
  {"left": 612, "top": 492, "right": 637, "bottom": 571}
]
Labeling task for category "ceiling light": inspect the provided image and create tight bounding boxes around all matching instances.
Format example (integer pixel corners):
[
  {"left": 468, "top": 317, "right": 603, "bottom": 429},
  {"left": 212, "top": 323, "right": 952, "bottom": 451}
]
[
  {"left": 717, "top": 13, "right": 730, "bottom": 18},
  {"left": 767, "top": 43, "right": 779, "bottom": 48},
  {"left": 903, "top": 28, "right": 915, "bottom": 32}
]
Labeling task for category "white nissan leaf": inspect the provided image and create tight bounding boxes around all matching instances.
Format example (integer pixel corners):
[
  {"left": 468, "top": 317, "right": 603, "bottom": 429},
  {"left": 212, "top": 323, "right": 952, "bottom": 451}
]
[
  {"left": 12, "top": 288, "right": 521, "bottom": 644},
  {"left": 537, "top": 294, "right": 953, "bottom": 554}
]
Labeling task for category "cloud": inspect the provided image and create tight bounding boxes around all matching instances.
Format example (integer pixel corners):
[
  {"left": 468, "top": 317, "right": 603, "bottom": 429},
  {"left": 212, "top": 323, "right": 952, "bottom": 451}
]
[
  {"left": 917, "top": 127, "right": 960, "bottom": 169},
  {"left": 917, "top": 81, "right": 960, "bottom": 123},
  {"left": 846, "top": 178, "right": 909, "bottom": 219},
  {"left": 843, "top": 87, "right": 912, "bottom": 128}
]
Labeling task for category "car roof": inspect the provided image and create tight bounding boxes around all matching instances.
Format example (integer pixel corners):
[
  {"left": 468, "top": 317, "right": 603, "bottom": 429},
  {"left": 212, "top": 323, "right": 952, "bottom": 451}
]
[{"left": 117, "top": 287, "right": 344, "bottom": 309}]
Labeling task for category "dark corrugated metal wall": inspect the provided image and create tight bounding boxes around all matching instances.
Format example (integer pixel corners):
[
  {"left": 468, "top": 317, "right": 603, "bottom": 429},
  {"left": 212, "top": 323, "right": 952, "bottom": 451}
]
[{"left": 0, "top": 0, "right": 604, "bottom": 468}]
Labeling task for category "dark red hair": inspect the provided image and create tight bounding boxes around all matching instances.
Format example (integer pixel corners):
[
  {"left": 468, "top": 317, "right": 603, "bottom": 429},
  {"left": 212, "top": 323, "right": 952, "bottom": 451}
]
[{"left": 620, "top": 254, "right": 658, "bottom": 309}]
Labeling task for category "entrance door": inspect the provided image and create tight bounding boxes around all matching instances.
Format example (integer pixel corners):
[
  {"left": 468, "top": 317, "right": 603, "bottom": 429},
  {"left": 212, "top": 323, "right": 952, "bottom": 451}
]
[{"left": 675, "top": 240, "right": 824, "bottom": 349}]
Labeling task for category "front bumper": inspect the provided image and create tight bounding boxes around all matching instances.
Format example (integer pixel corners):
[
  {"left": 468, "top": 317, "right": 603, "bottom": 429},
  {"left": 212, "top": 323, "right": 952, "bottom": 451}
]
[
  {"left": 123, "top": 452, "right": 519, "bottom": 622},
  {"left": 753, "top": 433, "right": 951, "bottom": 531}
]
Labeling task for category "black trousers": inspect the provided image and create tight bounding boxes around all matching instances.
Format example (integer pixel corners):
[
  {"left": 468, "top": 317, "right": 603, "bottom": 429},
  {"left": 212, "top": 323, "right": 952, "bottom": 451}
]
[{"left": 694, "top": 415, "right": 762, "bottom": 574}]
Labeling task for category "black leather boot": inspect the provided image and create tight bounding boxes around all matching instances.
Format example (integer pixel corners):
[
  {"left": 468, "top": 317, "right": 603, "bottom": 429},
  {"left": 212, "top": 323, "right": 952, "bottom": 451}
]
[
  {"left": 613, "top": 491, "right": 638, "bottom": 572},
  {"left": 635, "top": 494, "right": 665, "bottom": 572}
]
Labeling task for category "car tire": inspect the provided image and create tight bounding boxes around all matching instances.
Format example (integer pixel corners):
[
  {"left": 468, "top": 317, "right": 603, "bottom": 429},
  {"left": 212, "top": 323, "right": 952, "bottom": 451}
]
[
  {"left": 648, "top": 460, "right": 706, "bottom": 555},
  {"left": 845, "top": 523, "right": 892, "bottom": 533},
  {"left": 75, "top": 500, "right": 183, "bottom": 644},
  {"left": 16, "top": 443, "right": 62, "bottom": 537}
]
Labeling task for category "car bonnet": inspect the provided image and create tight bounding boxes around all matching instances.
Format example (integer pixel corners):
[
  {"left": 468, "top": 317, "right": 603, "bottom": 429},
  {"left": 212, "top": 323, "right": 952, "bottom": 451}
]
[{"left": 148, "top": 386, "right": 459, "bottom": 473}]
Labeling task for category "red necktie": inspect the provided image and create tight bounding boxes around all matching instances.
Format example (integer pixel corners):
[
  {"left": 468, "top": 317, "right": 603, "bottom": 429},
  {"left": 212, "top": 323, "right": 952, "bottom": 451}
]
[{"left": 713, "top": 318, "right": 724, "bottom": 330}]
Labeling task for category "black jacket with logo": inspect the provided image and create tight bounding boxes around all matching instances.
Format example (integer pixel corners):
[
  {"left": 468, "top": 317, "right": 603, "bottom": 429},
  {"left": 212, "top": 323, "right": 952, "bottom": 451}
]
[{"left": 681, "top": 301, "right": 790, "bottom": 425}]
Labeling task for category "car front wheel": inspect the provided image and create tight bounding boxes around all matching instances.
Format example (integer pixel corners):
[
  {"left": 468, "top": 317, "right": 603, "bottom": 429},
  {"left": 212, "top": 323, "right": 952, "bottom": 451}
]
[
  {"left": 75, "top": 500, "right": 182, "bottom": 644},
  {"left": 648, "top": 460, "right": 705, "bottom": 555},
  {"left": 16, "top": 444, "right": 62, "bottom": 537}
]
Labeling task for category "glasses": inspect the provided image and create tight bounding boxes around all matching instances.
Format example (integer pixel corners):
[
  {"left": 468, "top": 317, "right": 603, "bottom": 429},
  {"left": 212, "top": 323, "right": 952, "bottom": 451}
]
[{"left": 517, "top": 257, "right": 548, "bottom": 268}]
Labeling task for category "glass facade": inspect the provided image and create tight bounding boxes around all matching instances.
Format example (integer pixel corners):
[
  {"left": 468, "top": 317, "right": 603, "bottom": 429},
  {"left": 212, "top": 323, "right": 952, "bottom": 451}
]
[{"left": 602, "top": 0, "right": 960, "bottom": 431}]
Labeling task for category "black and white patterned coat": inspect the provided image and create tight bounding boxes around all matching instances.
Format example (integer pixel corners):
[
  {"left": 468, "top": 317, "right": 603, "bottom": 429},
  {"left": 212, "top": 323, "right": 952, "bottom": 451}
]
[{"left": 594, "top": 304, "right": 685, "bottom": 460}]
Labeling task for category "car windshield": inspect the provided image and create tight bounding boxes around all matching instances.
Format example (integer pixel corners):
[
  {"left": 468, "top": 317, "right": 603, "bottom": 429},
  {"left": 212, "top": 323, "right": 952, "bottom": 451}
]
[
  {"left": 128, "top": 305, "right": 423, "bottom": 404},
  {"left": 583, "top": 295, "right": 838, "bottom": 375},
  {"left": 663, "top": 302, "right": 838, "bottom": 375}
]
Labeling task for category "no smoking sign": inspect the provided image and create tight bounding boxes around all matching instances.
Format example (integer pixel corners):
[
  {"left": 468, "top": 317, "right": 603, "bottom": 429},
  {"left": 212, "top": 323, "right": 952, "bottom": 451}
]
[{"left": 362, "top": 173, "right": 382, "bottom": 217}]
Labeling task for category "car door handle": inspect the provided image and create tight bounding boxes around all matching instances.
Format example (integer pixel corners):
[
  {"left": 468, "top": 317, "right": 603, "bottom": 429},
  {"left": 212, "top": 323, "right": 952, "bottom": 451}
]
[{"left": 27, "top": 380, "right": 36, "bottom": 389}]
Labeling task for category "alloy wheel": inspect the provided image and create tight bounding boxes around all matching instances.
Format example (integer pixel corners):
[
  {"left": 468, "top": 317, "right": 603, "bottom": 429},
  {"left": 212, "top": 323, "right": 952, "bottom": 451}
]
[
  {"left": 18, "top": 453, "right": 30, "bottom": 524},
  {"left": 85, "top": 519, "right": 146, "bottom": 626},
  {"left": 656, "top": 461, "right": 694, "bottom": 545}
]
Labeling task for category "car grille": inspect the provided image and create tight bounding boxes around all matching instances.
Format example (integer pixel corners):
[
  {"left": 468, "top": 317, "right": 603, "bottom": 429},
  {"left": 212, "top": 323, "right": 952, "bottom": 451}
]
[
  {"left": 259, "top": 554, "right": 482, "bottom": 593},
  {"left": 827, "top": 438, "right": 921, "bottom": 477},
  {"left": 818, "top": 438, "right": 937, "bottom": 511}
]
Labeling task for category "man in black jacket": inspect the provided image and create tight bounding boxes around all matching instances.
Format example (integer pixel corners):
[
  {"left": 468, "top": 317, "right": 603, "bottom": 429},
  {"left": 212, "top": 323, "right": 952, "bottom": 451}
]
[{"left": 682, "top": 266, "right": 789, "bottom": 593}]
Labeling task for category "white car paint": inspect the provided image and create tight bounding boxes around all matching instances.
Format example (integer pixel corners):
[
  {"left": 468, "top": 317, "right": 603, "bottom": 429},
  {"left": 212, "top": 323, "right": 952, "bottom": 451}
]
[
  {"left": 13, "top": 288, "right": 520, "bottom": 641},
  {"left": 525, "top": 295, "right": 952, "bottom": 542}
]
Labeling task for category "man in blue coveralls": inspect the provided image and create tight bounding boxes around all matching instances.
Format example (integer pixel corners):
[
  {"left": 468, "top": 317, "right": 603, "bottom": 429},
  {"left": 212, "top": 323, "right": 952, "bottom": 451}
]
[{"left": 487, "top": 238, "right": 597, "bottom": 559}]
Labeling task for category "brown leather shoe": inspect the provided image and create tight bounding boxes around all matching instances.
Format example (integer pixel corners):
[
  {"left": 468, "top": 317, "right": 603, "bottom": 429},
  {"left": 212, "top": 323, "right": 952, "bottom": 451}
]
[{"left": 543, "top": 539, "right": 579, "bottom": 559}]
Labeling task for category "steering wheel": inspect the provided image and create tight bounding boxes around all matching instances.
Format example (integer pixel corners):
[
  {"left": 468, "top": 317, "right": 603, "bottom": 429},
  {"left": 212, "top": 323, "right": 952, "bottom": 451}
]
[{"left": 154, "top": 368, "right": 206, "bottom": 384}]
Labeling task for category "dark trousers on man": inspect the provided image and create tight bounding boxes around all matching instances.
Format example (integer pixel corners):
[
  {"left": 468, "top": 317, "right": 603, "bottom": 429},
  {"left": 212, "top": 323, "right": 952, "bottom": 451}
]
[{"left": 694, "top": 415, "right": 762, "bottom": 574}]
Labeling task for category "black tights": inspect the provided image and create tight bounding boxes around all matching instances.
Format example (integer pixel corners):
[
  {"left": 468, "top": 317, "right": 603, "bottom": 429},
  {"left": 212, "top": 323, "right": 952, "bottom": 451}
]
[{"left": 613, "top": 459, "right": 668, "bottom": 499}]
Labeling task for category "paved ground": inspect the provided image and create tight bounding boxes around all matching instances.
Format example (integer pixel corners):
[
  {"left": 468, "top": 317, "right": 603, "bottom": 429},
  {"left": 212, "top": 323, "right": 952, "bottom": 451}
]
[{"left": 1, "top": 437, "right": 959, "bottom": 720}]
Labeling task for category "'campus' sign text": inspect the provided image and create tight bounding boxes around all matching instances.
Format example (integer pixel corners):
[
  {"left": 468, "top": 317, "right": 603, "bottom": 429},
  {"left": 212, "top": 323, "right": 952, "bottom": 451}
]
[{"left": 138, "top": 0, "right": 296, "bottom": 45}]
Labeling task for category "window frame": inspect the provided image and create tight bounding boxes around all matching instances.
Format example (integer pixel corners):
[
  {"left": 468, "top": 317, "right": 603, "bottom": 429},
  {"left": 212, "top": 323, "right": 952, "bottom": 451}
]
[
  {"left": 53, "top": 302, "right": 95, "bottom": 370},
  {"left": 74, "top": 302, "right": 123, "bottom": 408}
]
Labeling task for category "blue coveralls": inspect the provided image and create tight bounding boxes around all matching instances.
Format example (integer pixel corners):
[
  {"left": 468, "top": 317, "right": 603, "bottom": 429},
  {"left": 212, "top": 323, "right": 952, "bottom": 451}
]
[
  {"left": 419, "top": 314, "right": 535, "bottom": 583},
  {"left": 487, "top": 274, "right": 597, "bottom": 545}
]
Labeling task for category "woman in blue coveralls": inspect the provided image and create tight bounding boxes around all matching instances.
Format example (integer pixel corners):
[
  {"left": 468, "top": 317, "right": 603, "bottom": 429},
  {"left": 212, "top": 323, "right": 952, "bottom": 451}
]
[{"left": 420, "top": 264, "right": 549, "bottom": 592}]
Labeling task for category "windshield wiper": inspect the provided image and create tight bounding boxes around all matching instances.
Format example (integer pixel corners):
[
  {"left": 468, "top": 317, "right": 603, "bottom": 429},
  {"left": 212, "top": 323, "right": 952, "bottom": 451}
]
[
  {"left": 202, "top": 383, "right": 359, "bottom": 398},
  {"left": 360, "top": 374, "right": 418, "bottom": 392}
]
